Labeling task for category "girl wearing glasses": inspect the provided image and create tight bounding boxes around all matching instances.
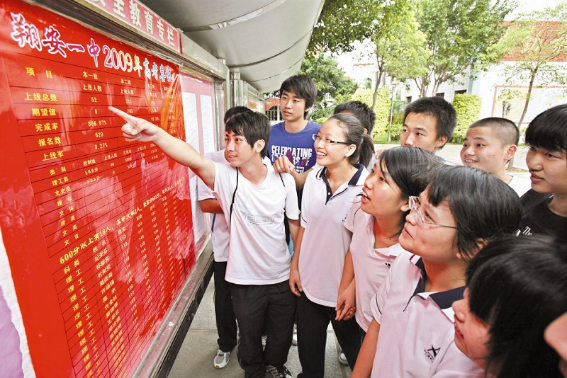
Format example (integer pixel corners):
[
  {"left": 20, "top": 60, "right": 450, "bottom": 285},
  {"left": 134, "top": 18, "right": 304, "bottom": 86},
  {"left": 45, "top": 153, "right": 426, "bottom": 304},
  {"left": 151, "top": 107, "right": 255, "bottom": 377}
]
[
  {"left": 336, "top": 147, "right": 440, "bottom": 336},
  {"left": 290, "top": 113, "right": 374, "bottom": 377},
  {"left": 351, "top": 165, "right": 522, "bottom": 378}
]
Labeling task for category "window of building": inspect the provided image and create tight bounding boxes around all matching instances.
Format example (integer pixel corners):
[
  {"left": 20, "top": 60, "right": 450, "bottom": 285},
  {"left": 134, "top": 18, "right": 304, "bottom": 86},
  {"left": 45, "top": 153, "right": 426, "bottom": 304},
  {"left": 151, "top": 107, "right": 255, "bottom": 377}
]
[{"left": 266, "top": 105, "right": 281, "bottom": 122}]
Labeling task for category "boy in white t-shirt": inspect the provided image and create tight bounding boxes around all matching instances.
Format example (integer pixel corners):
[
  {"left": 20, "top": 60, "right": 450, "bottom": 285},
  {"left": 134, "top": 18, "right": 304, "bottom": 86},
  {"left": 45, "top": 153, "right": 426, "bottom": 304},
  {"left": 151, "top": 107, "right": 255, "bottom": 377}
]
[
  {"left": 461, "top": 117, "right": 531, "bottom": 196},
  {"left": 110, "top": 107, "right": 300, "bottom": 378},
  {"left": 197, "top": 106, "right": 250, "bottom": 369}
]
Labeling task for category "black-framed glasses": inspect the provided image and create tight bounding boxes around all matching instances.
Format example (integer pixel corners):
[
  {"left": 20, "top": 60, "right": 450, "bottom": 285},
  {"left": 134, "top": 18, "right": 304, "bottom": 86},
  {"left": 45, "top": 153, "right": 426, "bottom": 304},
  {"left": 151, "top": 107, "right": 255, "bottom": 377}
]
[
  {"left": 408, "top": 196, "right": 458, "bottom": 229},
  {"left": 312, "top": 134, "right": 350, "bottom": 146}
]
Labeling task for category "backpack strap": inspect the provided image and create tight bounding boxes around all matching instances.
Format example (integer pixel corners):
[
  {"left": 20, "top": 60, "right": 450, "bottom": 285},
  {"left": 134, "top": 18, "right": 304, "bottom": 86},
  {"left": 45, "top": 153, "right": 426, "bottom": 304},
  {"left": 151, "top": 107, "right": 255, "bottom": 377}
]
[{"left": 229, "top": 168, "right": 239, "bottom": 222}]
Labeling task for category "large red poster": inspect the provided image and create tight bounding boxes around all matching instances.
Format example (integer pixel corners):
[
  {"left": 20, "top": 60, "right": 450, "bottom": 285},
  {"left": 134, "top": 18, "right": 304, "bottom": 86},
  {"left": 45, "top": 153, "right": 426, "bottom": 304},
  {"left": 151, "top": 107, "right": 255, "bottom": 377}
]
[{"left": 0, "top": 1, "right": 195, "bottom": 377}]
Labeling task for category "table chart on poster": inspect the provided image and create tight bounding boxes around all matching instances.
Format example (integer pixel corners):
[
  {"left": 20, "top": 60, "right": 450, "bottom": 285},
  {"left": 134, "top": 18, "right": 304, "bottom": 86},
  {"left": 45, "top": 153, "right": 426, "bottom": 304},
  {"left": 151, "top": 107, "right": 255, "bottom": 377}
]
[{"left": 0, "top": 1, "right": 196, "bottom": 377}]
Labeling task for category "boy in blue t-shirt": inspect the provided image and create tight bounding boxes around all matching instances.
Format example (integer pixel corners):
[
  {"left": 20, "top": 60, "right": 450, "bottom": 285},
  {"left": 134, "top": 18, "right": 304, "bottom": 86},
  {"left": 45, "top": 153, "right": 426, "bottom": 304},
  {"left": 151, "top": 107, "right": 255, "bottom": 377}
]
[{"left": 268, "top": 74, "right": 320, "bottom": 194}]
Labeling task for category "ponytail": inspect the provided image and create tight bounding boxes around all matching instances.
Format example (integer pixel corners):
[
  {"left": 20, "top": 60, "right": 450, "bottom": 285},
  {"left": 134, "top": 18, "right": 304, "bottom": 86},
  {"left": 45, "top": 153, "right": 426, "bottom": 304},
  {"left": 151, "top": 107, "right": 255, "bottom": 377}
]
[
  {"left": 327, "top": 113, "right": 375, "bottom": 167},
  {"left": 357, "top": 133, "right": 375, "bottom": 167}
]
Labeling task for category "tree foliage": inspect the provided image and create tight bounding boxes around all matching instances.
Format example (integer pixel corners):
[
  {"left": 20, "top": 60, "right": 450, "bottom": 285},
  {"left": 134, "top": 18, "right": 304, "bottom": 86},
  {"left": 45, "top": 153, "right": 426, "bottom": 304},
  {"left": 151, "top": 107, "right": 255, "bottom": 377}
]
[
  {"left": 452, "top": 94, "right": 482, "bottom": 142},
  {"left": 308, "top": 0, "right": 411, "bottom": 55},
  {"left": 375, "top": 7, "right": 429, "bottom": 83},
  {"left": 414, "top": 0, "right": 514, "bottom": 97},
  {"left": 300, "top": 54, "right": 358, "bottom": 119},
  {"left": 499, "top": 3, "right": 567, "bottom": 126},
  {"left": 372, "top": 3, "right": 429, "bottom": 108}
]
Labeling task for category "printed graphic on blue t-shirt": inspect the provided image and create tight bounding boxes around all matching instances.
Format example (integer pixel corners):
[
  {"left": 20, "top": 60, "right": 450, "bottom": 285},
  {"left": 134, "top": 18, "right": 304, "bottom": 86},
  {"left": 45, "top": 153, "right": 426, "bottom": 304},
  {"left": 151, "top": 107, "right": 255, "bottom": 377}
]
[{"left": 267, "top": 121, "right": 321, "bottom": 173}]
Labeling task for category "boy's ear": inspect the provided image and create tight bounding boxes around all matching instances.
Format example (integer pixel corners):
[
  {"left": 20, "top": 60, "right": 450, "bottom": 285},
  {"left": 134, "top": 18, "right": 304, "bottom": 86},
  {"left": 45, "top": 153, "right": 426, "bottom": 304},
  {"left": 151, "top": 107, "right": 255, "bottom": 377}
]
[
  {"left": 504, "top": 144, "right": 517, "bottom": 161},
  {"left": 401, "top": 202, "right": 410, "bottom": 212},
  {"left": 435, "top": 135, "right": 449, "bottom": 149},
  {"left": 254, "top": 139, "right": 265, "bottom": 153}
]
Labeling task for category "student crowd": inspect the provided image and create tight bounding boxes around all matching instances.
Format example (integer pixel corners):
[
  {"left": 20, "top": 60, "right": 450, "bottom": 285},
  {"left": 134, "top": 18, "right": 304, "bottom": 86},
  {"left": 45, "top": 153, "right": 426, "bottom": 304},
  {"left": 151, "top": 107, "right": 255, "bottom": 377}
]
[{"left": 109, "top": 73, "right": 567, "bottom": 378}]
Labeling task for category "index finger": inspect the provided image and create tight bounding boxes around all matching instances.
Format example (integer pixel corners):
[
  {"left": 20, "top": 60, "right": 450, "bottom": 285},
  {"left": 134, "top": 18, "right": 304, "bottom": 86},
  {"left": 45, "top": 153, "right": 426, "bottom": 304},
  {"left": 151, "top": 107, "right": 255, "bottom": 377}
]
[
  {"left": 335, "top": 307, "right": 347, "bottom": 321},
  {"left": 109, "top": 106, "right": 137, "bottom": 124}
]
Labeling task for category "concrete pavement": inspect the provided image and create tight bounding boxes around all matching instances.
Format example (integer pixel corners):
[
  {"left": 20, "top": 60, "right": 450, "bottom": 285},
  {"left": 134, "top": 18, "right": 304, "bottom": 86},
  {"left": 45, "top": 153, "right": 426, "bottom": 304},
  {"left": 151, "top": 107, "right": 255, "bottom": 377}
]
[{"left": 167, "top": 277, "right": 352, "bottom": 378}]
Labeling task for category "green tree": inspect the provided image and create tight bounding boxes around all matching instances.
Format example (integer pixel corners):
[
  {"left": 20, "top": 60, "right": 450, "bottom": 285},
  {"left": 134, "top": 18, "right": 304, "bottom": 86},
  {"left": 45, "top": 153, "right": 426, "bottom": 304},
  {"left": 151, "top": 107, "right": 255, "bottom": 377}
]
[
  {"left": 452, "top": 94, "right": 482, "bottom": 142},
  {"left": 300, "top": 54, "right": 358, "bottom": 119},
  {"left": 372, "top": 4, "right": 429, "bottom": 109},
  {"left": 308, "top": 0, "right": 411, "bottom": 55},
  {"left": 499, "top": 3, "right": 567, "bottom": 127},
  {"left": 415, "top": 0, "right": 514, "bottom": 97}
]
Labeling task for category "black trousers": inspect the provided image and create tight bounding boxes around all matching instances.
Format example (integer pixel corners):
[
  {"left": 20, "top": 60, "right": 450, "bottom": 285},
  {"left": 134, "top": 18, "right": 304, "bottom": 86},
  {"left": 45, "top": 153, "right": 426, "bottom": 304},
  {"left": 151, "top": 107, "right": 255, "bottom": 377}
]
[
  {"left": 296, "top": 293, "right": 364, "bottom": 378},
  {"left": 213, "top": 261, "right": 238, "bottom": 352},
  {"left": 231, "top": 280, "right": 296, "bottom": 378}
]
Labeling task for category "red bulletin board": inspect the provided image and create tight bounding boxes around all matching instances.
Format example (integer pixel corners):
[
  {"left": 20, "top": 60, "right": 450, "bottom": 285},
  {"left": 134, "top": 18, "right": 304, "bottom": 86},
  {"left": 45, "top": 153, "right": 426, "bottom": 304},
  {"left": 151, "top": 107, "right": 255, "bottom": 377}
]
[{"left": 0, "top": 1, "right": 195, "bottom": 377}]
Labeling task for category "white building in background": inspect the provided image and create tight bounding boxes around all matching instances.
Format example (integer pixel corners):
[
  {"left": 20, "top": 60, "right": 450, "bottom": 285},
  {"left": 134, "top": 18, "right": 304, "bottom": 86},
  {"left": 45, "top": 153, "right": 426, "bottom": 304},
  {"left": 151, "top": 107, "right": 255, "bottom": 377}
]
[
  {"left": 340, "top": 54, "right": 567, "bottom": 129},
  {"left": 338, "top": 17, "right": 567, "bottom": 130},
  {"left": 398, "top": 58, "right": 567, "bottom": 129}
]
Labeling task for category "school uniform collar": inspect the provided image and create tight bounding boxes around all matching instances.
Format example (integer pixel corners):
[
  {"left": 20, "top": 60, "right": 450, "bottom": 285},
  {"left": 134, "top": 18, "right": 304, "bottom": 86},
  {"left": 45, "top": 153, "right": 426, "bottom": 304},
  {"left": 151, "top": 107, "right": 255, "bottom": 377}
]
[
  {"left": 374, "top": 242, "right": 405, "bottom": 257},
  {"left": 409, "top": 255, "right": 465, "bottom": 320},
  {"left": 317, "top": 164, "right": 366, "bottom": 203}
]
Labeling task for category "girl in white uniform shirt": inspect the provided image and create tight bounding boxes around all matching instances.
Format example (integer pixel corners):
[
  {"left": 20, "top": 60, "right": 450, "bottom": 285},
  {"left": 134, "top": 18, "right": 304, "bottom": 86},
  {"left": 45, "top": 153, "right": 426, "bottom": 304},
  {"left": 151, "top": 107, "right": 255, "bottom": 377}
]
[
  {"left": 290, "top": 113, "right": 374, "bottom": 378},
  {"left": 336, "top": 147, "right": 441, "bottom": 333},
  {"left": 351, "top": 166, "right": 522, "bottom": 378}
]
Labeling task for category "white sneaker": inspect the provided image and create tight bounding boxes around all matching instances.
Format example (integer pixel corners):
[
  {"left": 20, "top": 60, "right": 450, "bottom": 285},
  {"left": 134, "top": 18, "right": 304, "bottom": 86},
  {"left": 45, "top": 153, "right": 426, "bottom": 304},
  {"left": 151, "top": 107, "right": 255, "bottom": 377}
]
[
  {"left": 338, "top": 352, "right": 348, "bottom": 366},
  {"left": 213, "top": 349, "right": 230, "bottom": 369}
]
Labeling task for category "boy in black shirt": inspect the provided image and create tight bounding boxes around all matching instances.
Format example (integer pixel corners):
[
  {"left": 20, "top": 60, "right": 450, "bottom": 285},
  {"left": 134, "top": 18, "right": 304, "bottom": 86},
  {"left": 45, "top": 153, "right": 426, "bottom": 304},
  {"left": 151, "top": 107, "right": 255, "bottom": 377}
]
[{"left": 519, "top": 104, "right": 567, "bottom": 239}]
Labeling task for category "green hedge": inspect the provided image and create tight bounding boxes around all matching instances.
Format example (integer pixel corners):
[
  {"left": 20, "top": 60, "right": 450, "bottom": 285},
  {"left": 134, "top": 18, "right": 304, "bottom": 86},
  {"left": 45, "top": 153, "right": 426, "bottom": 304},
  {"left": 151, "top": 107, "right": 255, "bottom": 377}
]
[
  {"left": 452, "top": 94, "right": 482, "bottom": 142},
  {"left": 350, "top": 88, "right": 391, "bottom": 137}
]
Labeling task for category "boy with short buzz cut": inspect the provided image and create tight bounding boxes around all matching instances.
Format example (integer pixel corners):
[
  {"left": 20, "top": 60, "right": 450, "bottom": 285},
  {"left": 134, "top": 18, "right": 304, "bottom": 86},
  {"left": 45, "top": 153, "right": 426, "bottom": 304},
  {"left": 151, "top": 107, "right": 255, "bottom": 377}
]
[
  {"left": 461, "top": 117, "right": 531, "bottom": 196},
  {"left": 110, "top": 107, "right": 300, "bottom": 378},
  {"left": 401, "top": 97, "right": 457, "bottom": 153},
  {"left": 268, "top": 74, "right": 320, "bottom": 191},
  {"left": 519, "top": 104, "right": 567, "bottom": 240}
]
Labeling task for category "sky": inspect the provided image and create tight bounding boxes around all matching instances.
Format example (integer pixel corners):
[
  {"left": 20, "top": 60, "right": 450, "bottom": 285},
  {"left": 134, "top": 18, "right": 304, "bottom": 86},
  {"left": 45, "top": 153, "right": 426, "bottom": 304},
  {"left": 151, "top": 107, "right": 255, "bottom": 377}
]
[{"left": 507, "top": 0, "right": 566, "bottom": 19}]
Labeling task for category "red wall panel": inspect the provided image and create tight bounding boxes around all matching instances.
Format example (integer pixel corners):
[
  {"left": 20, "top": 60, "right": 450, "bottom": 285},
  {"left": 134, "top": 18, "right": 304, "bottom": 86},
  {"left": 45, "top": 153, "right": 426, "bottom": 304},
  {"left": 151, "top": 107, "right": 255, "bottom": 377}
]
[{"left": 0, "top": 1, "right": 196, "bottom": 377}]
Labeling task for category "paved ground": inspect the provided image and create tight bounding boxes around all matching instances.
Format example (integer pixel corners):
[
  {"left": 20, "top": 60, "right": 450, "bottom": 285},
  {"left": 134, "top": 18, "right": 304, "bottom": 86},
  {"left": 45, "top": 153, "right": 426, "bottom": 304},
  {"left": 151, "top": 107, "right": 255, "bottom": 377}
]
[
  {"left": 168, "top": 278, "right": 352, "bottom": 378},
  {"left": 167, "top": 143, "right": 529, "bottom": 378}
]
